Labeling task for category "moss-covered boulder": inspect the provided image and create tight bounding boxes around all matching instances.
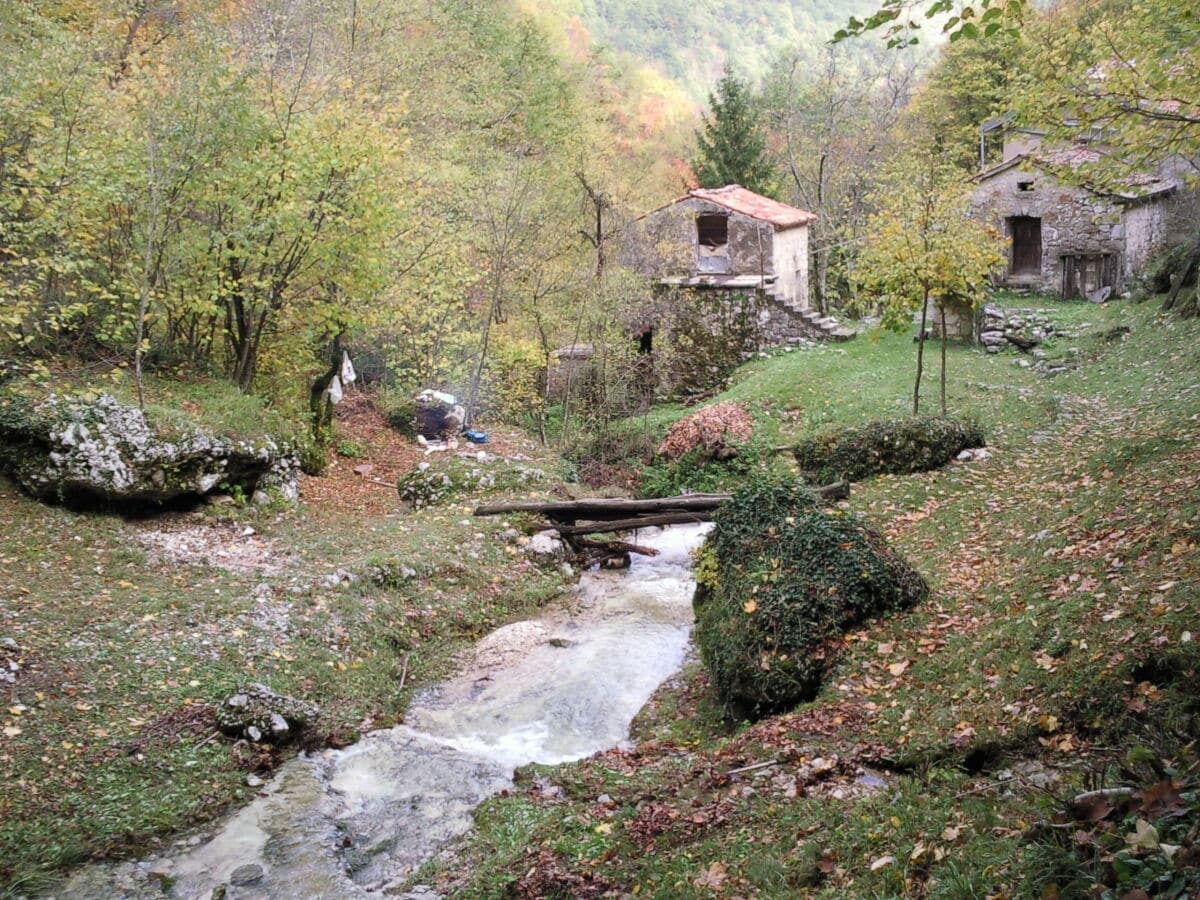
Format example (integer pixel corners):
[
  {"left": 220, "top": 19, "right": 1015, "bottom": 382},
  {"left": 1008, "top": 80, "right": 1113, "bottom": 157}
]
[
  {"left": 792, "top": 416, "right": 984, "bottom": 484},
  {"left": 0, "top": 392, "right": 298, "bottom": 506},
  {"left": 693, "top": 478, "right": 928, "bottom": 717},
  {"left": 397, "top": 454, "right": 553, "bottom": 508}
]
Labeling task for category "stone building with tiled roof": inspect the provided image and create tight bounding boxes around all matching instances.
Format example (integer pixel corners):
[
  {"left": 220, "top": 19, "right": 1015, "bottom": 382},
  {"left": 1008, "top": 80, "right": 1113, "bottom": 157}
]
[
  {"left": 970, "top": 123, "right": 1180, "bottom": 300},
  {"left": 619, "top": 185, "right": 853, "bottom": 347}
]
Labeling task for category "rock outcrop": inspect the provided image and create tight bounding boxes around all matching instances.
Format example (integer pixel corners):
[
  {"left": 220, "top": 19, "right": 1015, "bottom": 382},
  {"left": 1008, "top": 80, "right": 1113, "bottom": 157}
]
[
  {"left": 0, "top": 392, "right": 298, "bottom": 506},
  {"left": 216, "top": 683, "right": 320, "bottom": 743}
]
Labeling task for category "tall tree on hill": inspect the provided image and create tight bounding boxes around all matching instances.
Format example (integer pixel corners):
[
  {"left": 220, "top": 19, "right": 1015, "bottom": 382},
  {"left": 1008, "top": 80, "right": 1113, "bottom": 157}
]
[{"left": 693, "top": 66, "right": 779, "bottom": 196}]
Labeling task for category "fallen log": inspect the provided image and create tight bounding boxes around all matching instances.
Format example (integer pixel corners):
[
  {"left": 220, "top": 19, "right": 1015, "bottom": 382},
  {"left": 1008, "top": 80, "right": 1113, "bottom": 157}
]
[
  {"left": 570, "top": 537, "right": 661, "bottom": 557},
  {"left": 474, "top": 494, "right": 728, "bottom": 522},
  {"left": 568, "top": 536, "right": 659, "bottom": 569},
  {"left": 555, "top": 512, "right": 714, "bottom": 536},
  {"left": 474, "top": 481, "right": 848, "bottom": 521}
]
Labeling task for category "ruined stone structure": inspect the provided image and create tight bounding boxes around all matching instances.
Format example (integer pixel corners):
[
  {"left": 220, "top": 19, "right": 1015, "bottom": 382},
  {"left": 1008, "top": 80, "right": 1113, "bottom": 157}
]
[
  {"left": 619, "top": 185, "right": 853, "bottom": 347},
  {"left": 970, "top": 131, "right": 1178, "bottom": 299}
]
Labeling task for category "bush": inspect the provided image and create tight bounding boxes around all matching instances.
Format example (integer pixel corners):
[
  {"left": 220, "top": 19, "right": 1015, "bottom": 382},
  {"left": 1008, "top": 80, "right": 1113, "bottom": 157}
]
[
  {"left": 693, "top": 477, "right": 928, "bottom": 717},
  {"left": 297, "top": 439, "right": 328, "bottom": 476},
  {"left": 791, "top": 416, "right": 984, "bottom": 484},
  {"left": 639, "top": 437, "right": 767, "bottom": 498},
  {"left": 378, "top": 386, "right": 417, "bottom": 437}
]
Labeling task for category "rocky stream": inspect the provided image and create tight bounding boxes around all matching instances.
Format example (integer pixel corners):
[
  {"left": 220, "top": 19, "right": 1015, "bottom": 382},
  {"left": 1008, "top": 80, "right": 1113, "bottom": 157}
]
[{"left": 58, "top": 525, "right": 710, "bottom": 899}]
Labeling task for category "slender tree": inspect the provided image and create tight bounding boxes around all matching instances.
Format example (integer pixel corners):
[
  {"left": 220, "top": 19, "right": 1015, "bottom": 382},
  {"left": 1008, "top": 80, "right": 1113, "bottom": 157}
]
[{"left": 856, "top": 150, "right": 1005, "bottom": 414}]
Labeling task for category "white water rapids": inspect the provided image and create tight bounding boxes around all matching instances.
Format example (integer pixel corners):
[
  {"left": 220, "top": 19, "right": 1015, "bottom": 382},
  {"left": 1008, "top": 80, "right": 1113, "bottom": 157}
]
[{"left": 60, "top": 524, "right": 709, "bottom": 899}]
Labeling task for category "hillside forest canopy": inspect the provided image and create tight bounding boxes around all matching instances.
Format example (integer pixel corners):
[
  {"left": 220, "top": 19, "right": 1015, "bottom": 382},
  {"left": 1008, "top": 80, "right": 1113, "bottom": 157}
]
[{"left": 3, "top": 0, "right": 1196, "bottom": 437}]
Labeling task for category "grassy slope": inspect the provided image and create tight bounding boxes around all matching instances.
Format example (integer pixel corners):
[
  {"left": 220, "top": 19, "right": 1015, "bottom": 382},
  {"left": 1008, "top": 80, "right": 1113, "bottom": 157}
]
[
  {"left": 0, "top": 412, "right": 572, "bottom": 895},
  {"left": 433, "top": 297, "right": 1200, "bottom": 898}
]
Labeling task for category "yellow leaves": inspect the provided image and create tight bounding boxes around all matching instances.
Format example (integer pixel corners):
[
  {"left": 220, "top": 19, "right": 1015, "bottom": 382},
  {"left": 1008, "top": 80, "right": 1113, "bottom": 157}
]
[
  {"left": 1037, "top": 714, "right": 1059, "bottom": 733},
  {"left": 594, "top": 822, "right": 612, "bottom": 835},
  {"left": 1126, "top": 818, "right": 1159, "bottom": 851},
  {"left": 887, "top": 659, "right": 911, "bottom": 677},
  {"left": 1033, "top": 650, "right": 1057, "bottom": 671},
  {"left": 3, "top": 726, "right": 21, "bottom": 738},
  {"left": 742, "top": 599, "right": 758, "bottom": 614}
]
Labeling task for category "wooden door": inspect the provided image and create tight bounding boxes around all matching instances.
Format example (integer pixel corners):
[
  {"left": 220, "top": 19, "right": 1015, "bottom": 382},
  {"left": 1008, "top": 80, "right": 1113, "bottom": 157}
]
[{"left": 1009, "top": 217, "right": 1042, "bottom": 275}]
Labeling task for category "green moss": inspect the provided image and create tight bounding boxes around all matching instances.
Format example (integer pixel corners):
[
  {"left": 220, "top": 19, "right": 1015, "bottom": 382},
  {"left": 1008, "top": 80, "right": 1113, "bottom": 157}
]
[
  {"left": 694, "top": 477, "right": 928, "bottom": 717},
  {"left": 791, "top": 415, "right": 985, "bottom": 484}
]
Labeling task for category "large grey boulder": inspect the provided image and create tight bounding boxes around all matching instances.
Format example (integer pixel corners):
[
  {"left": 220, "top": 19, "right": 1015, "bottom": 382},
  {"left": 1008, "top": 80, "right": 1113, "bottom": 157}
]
[
  {"left": 525, "top": 530, "right": 567, "bottom": 566},
  {"left": 0, "top": 393, "right": 298, "bottom": 505}
]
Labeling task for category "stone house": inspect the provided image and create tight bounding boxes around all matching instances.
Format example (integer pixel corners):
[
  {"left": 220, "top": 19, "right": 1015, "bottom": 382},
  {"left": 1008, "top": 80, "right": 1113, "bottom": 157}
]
[
  {"left": 970, "top": 126, "right": 1178, "bottom": 300},
  {"left": 618, "top": 185, "right": 853, "bottom": 347}
]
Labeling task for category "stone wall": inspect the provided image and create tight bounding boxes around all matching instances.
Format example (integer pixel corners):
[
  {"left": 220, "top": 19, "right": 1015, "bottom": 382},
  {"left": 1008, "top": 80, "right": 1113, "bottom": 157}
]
[
  {"left": 621, "top": 197, "right": 777, "bottom": 281},
  {"left": 970, "top": 164, "right": 1125, "bottom": 295},
  {"left": 1123, "top": 199, "right": 1171, "bottom": 276}
]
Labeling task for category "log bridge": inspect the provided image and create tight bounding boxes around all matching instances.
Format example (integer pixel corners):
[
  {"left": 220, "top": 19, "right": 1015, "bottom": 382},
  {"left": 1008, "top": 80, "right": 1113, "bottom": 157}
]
[{"left": 474, "top": 481, "right": 849, "bottom": 568}]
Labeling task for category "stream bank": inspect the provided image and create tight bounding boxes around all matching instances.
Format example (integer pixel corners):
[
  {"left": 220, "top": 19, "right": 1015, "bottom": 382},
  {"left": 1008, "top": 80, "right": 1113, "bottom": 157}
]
[{"left": 58, "top": 525, "right": 709, "bottom": 899}]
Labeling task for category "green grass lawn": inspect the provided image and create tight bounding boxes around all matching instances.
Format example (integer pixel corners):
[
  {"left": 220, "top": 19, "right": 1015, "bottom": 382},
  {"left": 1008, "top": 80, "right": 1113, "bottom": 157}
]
[{"left": 0, "top": 437, "right": 571, "bottom": 895}]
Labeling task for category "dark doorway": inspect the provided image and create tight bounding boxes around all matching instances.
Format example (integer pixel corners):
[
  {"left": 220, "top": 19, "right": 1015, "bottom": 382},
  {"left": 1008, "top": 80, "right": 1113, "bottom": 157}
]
[
  {"left": 1062, "top": 254, "right": 1117, "bottom": 299},
  {"left": 697, "top": 214, "right": 728, "bottom": 248},
  {"left": 1008, "top": 216, "right": 1042, "bottom": 275},
  {"left": 696, "top": 213, "right": 730, "bottom": 274}
]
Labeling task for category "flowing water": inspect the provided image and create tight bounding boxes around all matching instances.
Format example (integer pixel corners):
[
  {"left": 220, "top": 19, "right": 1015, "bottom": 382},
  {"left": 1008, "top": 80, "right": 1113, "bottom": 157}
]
[{"left": 60, "top": 524, "right": 709, "bottom": 899}]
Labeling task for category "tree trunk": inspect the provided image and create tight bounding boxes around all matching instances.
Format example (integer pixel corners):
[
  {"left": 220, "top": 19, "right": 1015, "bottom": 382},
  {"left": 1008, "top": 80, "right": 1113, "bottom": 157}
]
[
  {"left": 1162, "top": 235, "right": 1200, "bottom": 313},
  {"left": 913, "top": 286, "right": 930, "bottom": 416},
  {"left": 309, "top": 333, "right": 343, "bottom": 443},
  {"left": 938, "top": 297, "right": 947, "bottom": 416}
]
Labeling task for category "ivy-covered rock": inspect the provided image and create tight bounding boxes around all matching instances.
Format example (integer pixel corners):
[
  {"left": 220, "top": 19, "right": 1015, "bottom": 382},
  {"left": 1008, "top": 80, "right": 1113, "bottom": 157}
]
[
  {"left": 693, "top": 478, "right": 928, "bottom": 717},
  {"left": 397, "top": 454, "right": 552, "bottom": 508},
  {"left": 0, "top": 392, "right": 299, "bottom": 506},
  {"left": 791, "top": 416, "right": 985, "bottom": 484}
]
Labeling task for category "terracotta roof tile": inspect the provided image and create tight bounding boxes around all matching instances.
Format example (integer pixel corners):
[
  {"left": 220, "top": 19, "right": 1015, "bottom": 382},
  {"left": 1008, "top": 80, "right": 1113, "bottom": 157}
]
[{"left": 688, "top": 185, "right": 817, "bottom": 228}]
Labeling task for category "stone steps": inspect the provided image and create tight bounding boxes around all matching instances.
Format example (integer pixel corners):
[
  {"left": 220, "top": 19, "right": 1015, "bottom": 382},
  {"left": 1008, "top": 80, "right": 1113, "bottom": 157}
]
[{"left": 764, "top": 293, "right": 856, "bottom": 344}]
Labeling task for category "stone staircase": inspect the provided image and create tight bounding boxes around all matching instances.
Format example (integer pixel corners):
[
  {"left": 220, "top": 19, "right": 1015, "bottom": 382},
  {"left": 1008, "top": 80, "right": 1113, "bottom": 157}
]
[
  {"left": 763, "top": 284, "right": 856, "bottom": 344},
  {"left": 796, "top": 308, "right": 857, "bottom": 342}
]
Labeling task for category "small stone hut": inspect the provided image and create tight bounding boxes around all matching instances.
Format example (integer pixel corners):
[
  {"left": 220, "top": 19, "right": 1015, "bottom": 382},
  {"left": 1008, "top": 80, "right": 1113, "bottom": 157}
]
[
  {"left": 618, "top": 185, "right": 851, "bottom": 348},
  {"left": 970, "top": 127, "right": 1178, "bottom": 299}
]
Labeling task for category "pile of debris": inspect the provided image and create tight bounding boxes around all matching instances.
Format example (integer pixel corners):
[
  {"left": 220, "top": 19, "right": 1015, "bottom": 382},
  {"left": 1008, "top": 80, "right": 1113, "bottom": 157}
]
[
  {"left": 657, "top": 402, "right": 754, "bottom": 461},
  {"left": 979, "top": 305, "right": 1077, "bottom": 355},
  {"left": 414, "top": 390, "right": 465, "bottom": 440}
]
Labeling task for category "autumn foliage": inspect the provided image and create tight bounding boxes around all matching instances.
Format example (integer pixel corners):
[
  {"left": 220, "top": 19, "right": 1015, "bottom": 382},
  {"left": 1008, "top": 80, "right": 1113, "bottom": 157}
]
[
  {"left": 656, "top": 402, "right": 754, "bottom": 460},
  {"left": 693, "top": 478, "right": 928, "bottom": 717}
]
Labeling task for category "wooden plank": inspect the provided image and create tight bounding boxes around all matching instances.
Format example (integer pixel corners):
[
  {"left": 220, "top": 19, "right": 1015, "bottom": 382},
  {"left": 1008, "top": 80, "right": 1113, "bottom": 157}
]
[
  {"left": 474, "top": 494, "right": 730, "bottom": 519},
  {"left": 554, "top": 512, "right": 714, "bottom": 535}
]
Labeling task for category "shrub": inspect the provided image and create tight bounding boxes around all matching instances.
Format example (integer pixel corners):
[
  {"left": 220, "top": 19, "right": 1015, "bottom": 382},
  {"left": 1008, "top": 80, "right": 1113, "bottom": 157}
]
[
  {"left": 693, "top": 477, "right": 928, "bottom": 717},
  {"left": 378, "top": 386, "right": 418, "bottom": 437},
  {"left": 336, "top": 440, "right": 366, "bottom": 459},
  {"left": 791, "top": 416, "right": 984, "bottom": 484},
  {"left": 297, "top": 439, "right": 328, "bottom": 476},
  {"left": 639, "top": 437, "right": 767, "bottom": 498}
]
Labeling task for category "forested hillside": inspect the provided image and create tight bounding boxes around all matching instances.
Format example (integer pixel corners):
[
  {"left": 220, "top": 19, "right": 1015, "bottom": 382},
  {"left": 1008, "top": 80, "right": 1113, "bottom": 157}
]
[{"left": 523, "top": 0, "right": 880, "bottom": 95}]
